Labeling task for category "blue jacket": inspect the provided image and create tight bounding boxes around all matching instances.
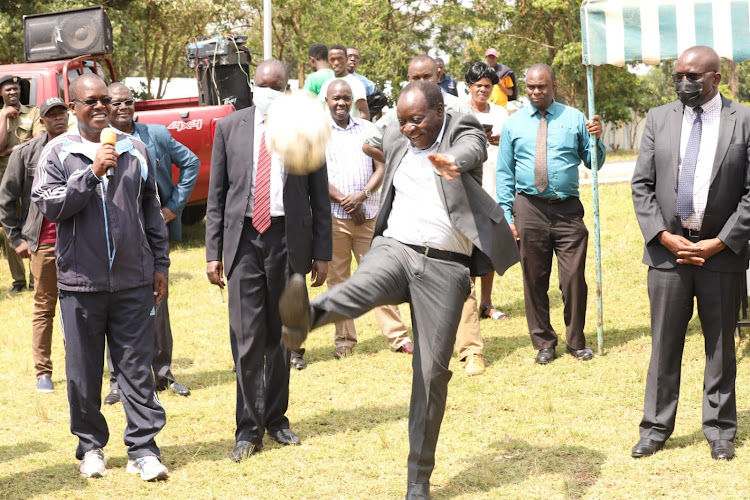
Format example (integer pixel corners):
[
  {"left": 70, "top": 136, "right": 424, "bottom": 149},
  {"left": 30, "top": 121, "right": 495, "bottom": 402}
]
[
  {"left": 31, "top": 127, "right": 169, "bottom": 292},
  {"left": 134, "top": 122, "right": 199, "bottom": 241}
]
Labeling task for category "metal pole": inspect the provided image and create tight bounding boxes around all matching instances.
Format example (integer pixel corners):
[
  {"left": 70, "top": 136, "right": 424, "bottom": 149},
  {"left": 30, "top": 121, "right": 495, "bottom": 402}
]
[
  {"left": 586, "top": 65, "right": 604, "bottom": 354},
  {"left": 263, "top": 0, "right": 272, "bottom": 60}
]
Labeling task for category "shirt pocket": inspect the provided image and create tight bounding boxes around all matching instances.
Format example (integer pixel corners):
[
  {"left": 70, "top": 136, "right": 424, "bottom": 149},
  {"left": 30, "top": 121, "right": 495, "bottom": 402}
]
[{"left": 547, "top": 124, "right": 579, "bottom": 150}]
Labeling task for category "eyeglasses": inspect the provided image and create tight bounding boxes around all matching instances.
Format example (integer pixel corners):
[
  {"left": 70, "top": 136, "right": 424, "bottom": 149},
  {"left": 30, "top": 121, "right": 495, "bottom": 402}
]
[
  {"left": 111, "top": 99, "right": 134, "bottom": 107},
  {"left": 73, "top": 97, "right": 112, "bottom": 107},
  {"left": 673, "top": 72, "right": 711, "bottom": 82}
]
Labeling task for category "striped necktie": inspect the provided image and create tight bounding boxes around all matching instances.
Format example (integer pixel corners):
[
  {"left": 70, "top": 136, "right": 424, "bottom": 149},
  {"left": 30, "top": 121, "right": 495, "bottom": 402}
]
[
  {"left": 252, "top": 131, "right": 272, "bottom": 234},
  {"left": 534, "top": 109, "right": 548, "bottom": 193}
]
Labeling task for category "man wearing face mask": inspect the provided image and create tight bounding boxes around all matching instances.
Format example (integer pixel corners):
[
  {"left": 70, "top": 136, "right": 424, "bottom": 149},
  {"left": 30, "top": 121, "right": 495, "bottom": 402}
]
[
  {"left": 205, "top": 59, "right": 331, "bottom": 461},
  {"left": 631, "top": 45, "right": 750, "bottom": 461}
]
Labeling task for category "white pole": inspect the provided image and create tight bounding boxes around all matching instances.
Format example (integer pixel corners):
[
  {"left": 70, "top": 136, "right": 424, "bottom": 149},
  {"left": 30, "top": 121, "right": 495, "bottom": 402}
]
[{"left": 263, "top": 0, "right": 272, "bottom": 60}]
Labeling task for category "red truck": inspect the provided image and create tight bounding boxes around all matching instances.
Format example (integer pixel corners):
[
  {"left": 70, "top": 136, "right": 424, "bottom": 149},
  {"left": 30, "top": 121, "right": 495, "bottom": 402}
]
[{"left": 0, "top": 53, "right": 235, "bottom": 225}]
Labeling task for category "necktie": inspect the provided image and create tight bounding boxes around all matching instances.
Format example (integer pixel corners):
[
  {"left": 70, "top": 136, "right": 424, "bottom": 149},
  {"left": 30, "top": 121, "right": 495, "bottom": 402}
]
[
  {"left": 677, "top": 106, "right": 703, "bottom": 220},
  {"left": 252, "top": 131, "right": 272, "bottom": 234},
  {"left": 534, "top": 109, "right": 548, "bottom": 193}
]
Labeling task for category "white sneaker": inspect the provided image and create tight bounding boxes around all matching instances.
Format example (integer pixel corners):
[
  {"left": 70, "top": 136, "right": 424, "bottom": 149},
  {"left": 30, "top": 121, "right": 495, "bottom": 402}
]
[
  {"left": 79, "top": 448, "right": 107, "bottom": 478},
  {"left": 127, "top": 455, "right": 168, "bottom": 481}
]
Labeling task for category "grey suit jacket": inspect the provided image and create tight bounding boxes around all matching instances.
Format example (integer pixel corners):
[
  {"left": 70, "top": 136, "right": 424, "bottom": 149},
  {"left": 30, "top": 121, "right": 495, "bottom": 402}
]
[
  {"left": 205, "top": 106, "right": 332, "bottom": 279},
  {"left": 376, "top": 111, "right": 520, "bottom": 276},
  {"left": 632, "top": 96, "right": 750, "bottom": 272}
]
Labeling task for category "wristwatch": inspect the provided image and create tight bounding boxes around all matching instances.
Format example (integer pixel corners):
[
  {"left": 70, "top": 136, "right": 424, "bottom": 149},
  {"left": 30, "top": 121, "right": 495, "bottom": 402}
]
[{"left": 363, "top": 189, "right": 372, "bottom": 199}]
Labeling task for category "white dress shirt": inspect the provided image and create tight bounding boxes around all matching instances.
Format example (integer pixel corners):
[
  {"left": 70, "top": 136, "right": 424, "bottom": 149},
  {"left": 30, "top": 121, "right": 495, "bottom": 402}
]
[
  {"left": 679, "top": 92, "right": 721, "bottom": 230},
  {"left": 246, "top": 109, "right": 286, "bottom": 217},
  {"left": 383, "top": 119, "right": 473, "bottom": 255}
]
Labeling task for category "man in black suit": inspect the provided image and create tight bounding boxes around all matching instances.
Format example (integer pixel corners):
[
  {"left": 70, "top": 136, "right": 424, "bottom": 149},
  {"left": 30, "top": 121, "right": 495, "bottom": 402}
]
[
  {"left": 280, "top": 81, "right": 519, "bottom": 499},
  {"left": 631, "top": 45, "right": 750, "bottom": 461},
  {"left": 205, "top": 59, "right": 332, "bottom": 462}
]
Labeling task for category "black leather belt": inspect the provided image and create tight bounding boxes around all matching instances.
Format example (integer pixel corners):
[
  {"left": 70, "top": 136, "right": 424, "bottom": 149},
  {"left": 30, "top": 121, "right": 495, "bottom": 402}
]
[
  {"left": 404, "top": 244, "right": 471, "bottom": 267},
  {"left": 246, "top": 216, "right": 285, "bottom": 225},
  {"left": 519, "top": 192, "right": 572, "bottom": 204},
  {"left": 683, "top": 228, "right": 701, "bottom": 241}
]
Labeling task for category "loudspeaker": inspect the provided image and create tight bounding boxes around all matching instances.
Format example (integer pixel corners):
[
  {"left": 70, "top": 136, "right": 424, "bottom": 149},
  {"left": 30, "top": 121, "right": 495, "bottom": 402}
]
[
  {"left": 24, "top": 6, "right": 114, "bottom": 63},
  {"left": 197, "top": 63, "right": 253, "bottom": 110}
]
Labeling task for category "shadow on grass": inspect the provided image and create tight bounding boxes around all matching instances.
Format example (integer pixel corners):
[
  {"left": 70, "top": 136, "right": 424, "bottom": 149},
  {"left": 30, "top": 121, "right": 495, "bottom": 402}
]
[
  {"left": 174, "top": 222, "right": 207, "bottom": 251},
  {"left": 175, "top": 368, "right": 236, "bottom": 391},
  {"left": 0, "top": 441, "right": 51, "bottom": 464},
  {"left": 154, "top": 403, "right": 408, "bottom": 468},
  {"left": 436, "top": 438, "right": 605, "bottom": 499},
  {"left": 0, "top": 463, "right": 86, "bottom": 500}
]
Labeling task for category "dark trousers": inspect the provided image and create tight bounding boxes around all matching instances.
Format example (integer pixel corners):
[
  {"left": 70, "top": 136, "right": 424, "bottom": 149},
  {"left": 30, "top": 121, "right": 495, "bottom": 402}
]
[
  {"left": 107, "top": 289, "right": 175, "bottom": 390},
  {"left": 310, "top": 236, "right": 471, "bottom": 484},
  {"left": 513, "top": 194, "right": 588, "bottom": 350},
  {"left": 639, "top": 266, "right": 741, "bottom": 442},
  {"left": 229, "top": 220, "right": 291, "bottom": 443},
  {"left": 59, "top": 285, "right": 165, "bottom": 460}
]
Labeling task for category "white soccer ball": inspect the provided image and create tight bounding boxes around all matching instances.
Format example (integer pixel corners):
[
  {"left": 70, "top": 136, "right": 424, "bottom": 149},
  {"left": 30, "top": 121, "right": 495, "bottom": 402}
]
[{"left": 265, "top": 92, "right": 330, "bottom": 175}]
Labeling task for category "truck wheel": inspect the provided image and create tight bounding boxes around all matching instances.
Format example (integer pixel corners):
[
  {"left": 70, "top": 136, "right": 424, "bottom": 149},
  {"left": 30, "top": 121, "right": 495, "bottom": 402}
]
[{"left": 181, "top": 204, "right": 207, "bottom": 225}]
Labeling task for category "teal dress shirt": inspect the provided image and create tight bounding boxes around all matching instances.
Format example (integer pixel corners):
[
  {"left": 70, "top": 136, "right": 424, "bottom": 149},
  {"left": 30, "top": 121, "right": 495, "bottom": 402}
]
[{"left": 496, "top": 100, "right": 606, "bottom": 224}]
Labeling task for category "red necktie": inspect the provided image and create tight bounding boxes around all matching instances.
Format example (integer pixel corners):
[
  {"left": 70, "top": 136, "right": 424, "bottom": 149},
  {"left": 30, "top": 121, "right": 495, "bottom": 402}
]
[{"left": 252, "top": 131, "right": 272, "bottom": 234}]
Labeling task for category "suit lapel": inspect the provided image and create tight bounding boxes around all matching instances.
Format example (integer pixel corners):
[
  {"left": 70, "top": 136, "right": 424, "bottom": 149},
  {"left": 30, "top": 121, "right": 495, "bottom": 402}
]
[
  {"left": 244, "top": 107, "right": 256, "bottom": 195},
  {"left": 670, "top": 101, "right": 683, "bottom": 181},
  {"left": 380, "top": 138, "right": 409, "bottom": 212},
  {"left": 710, "top": 97, "right": 736, "bottom": 185}
]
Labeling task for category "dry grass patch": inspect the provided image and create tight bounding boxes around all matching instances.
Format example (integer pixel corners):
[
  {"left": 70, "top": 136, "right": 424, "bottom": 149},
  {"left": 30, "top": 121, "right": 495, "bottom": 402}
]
[{"left": 2, "top": 183, "right": 750, "bottom": 498}]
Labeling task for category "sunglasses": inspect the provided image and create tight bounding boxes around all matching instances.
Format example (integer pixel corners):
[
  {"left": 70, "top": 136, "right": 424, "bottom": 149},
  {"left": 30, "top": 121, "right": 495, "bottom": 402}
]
[
  {"left": 111, "top": 99, "right": 135, "bottom": 107},
  {"left": 673, "top": 72, "right": 712, "bottom": 82},
  {"left": 73, "top": 97, "right": 112, "bottom": 107}
]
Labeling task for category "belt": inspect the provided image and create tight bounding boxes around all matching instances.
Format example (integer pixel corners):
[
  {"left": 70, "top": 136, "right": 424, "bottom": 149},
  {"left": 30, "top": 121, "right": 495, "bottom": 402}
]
[
  {"left": 246, "top": 216, "right": 285, "bottom": 225},
  {"left": 683, "top": 228, "right": 701, "bottom": 241},
  {"left": 519, "top": 192, "right": 572, "bottom": 205},
  {"left": 404, "top": 244, "right": 471, "bottom": 267}
]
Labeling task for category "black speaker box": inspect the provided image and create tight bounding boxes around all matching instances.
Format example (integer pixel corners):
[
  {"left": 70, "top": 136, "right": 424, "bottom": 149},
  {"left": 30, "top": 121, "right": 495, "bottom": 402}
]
[
  {"left": 197, "top": 63, "right": 252, "bottom": 110},
  {"left": 24, "top": 6, "right": 114, "bottom": 63}
]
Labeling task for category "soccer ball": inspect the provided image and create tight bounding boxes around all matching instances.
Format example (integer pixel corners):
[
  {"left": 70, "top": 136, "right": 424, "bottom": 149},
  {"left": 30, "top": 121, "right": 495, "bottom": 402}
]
[{"left": 265, "top": 92, "right": 330, "bottom": 175}]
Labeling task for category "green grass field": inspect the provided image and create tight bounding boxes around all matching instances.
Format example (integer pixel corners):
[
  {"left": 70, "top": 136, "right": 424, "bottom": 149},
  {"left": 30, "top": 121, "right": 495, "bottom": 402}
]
[{"left": 2, "top": 182, "right": 750, "bottom": 499}]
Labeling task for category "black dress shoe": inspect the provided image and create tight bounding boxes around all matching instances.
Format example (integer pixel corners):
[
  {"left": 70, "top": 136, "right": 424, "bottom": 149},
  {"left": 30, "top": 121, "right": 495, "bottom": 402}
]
[
  {"left": 103, "top": 389, "right": 121, "bottom": 405},
  {"left": 710, "top": 439, "right": 735, "bottom": 460},
  {"left": 406, "top": 482, "right": 431, "bottom": 500},
  {"left": 230, "top": 440, "right": 263, "bottom": 462},
  {"left": 10, "top": 284, "right": 25, "bottom": 294},
  {"left": 535, "top": 348, "right": 556, "bottom": 364},
  {"left": 631, "top": 437, "right": 665, "bottom": 458},
  {"left": 290, "top": 349, "right": 307, "bottom": 370},
  {"left": 170, "top": 381, "right": 191, "bottom": 396},
  {"left": 566, "top": 345, "right": 594, "bottom": 361},
  {"left": 279, "top": 274, "right": 310, "bottom": 351},
  {"left": 269, "top": 428, "right": 301, "bottom": 446}
]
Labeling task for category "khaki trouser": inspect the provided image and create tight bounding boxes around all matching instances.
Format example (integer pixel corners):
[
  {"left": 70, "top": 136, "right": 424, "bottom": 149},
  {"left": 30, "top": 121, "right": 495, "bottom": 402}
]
[
  {"left": 455, "top": 279, "right": 484, "bottom": 360},
  {"left": 329, "top": 217, "right": 410, "bottom": 350},
  {"left": 30, "top": 243, "right": 57, "bottom": 378},
  {"left": 1, "top": 227, "right": 30, "bottom": 288}
]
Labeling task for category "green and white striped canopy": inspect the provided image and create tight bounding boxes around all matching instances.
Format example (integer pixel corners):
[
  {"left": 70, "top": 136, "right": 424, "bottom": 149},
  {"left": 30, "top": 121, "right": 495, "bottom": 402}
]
[{"left": 581, "top": 0, "right": 750, "bottom": 66}]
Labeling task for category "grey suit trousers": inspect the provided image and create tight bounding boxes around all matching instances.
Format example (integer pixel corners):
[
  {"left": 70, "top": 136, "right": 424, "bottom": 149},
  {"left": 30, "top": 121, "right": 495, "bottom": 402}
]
[
  {"left": 310, "top": 236, "right": 471, "bottom": 483},
  {"left": 639, "top": 265, "right": 741, "bottom": 442}
]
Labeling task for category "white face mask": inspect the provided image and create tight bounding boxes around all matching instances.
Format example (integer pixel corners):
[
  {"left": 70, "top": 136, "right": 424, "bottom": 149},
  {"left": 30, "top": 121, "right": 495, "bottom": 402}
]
[{"left": 253, "top": 86, "right": 283, "bottom": 114}]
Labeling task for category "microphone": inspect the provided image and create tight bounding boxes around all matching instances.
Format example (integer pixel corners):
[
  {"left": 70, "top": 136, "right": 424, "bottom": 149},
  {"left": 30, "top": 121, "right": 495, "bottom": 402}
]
[{"left": 100, "top": 128, "right": 117, "bottom": 179}]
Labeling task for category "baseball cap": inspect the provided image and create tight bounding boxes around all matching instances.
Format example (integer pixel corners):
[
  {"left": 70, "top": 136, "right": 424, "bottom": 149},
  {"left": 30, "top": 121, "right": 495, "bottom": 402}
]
[
  {"left": 40, "top": 97, "right": 69, "bottom": 117},
  {"left": 485, "top": 48, "right": 499, "bottom": 57}
]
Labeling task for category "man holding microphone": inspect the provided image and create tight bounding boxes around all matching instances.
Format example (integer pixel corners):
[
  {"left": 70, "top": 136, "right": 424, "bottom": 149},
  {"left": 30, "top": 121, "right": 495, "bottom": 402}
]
[{"left": 32, "top": 75, "right": 170, "bottom": 481}]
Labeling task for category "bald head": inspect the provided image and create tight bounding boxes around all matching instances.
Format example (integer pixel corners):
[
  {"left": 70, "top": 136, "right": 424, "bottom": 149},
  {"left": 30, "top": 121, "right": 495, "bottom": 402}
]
[
  {"left": 407, "top": 55, "right": 438, "bottom": 83},
  {"left": 254, "top": 59, "right": 288, "bottom": 91},
  {"left": 107, "top": 82, "right": 131, "bottom": 96},
  {"left": 70, "top": 74, "right": 107, "bottom": 102},
  {"left": 678, "top": 45, "right": 720, "bottom": 73},
  {"left": 675, "top": 45, "right": 721, "bottom": 106},
  {"left": 327, "top": 79, "right": 352, "bottom": 98}
]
